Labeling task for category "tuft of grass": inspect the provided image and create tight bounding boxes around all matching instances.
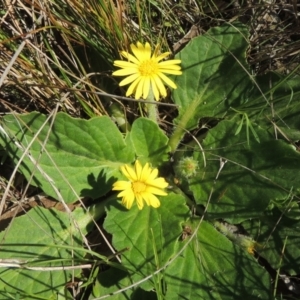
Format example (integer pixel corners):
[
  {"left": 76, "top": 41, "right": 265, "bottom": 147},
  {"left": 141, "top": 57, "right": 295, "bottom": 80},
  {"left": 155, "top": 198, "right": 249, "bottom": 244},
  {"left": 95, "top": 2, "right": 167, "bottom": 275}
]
[{"left": 1, "top": 0, "right": 299, "bottom": 117}]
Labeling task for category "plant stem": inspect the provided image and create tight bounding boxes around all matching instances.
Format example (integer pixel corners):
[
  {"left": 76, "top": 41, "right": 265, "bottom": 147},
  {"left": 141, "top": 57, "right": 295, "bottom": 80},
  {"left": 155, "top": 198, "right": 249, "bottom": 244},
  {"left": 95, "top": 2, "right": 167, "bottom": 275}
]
[
  {"left": 146, "top": 87, "right": 158, "bottom": 123},
  {"left": 168, "top": 121, "right": 185, "bottom": 153}
]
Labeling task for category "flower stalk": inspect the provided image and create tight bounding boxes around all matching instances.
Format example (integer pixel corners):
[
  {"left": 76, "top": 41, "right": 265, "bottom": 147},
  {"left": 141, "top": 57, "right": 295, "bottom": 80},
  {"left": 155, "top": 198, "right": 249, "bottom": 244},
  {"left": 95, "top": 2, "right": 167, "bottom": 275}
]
[{"left": 145, "top": 87, "right": 158, "bottom": 123}]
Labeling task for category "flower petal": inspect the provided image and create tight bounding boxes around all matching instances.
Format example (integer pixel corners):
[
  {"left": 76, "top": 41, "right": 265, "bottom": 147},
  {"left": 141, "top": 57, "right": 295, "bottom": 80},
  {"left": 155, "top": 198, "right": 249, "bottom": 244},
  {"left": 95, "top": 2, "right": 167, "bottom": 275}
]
[
  {"left": 146, "top": 186, "right": 168, "bottom": 196},
  {"left": 154, "top": 52, "right": 170, "bottom": 62},
  {"left": 140, "top": 192, "right": 151, "bottom": 206},
  {"left": 131, "top": 42, "right": 151, "bottom": 62},
  {"left": 119, "top": 73, "right": 140, "bottom": 86},
  {"left": 112, "top": 181, "right": 131, "bottom": 191},
  {"left": 158, "top": 59, "right": 181, "bottom": 66},
  {"left": 126, "top": 78, "right": 141, "bottom": 97},
  {"left": 159, "top": 69, "right": 182, "bottom": 75},
  {"left": 113, "top": 68, "right": 138, "bottom": 77},
  {"left": 134, "top": 160, "right": 143, "bottom": 179},
  {"left": 150, "top": 177, "right": 169, "bottom": 189},
  {"left": 135, "top": 194, "right": 145, "bottom": 209},
  {"left": 150, "top": 77, "right": 160, "bottom": 101},
  {"left": 157, "top": 72, "right": 177, "bottom": 89},
  {"left": 148, "top": 167, "right": 158, "bottom": 181},
  {"left": 140, "top": 163, "right": 152, "bottom": 182},
  {"left": 120, "top": 52, "right": 140, "bottom": 65},
  {"left": 117, "top": 189, "right": 130, "bottom": 198},
  {"left": 113, "top": 60, "right": 136, "bottom": 69},
  {"left": 143, "top": 193, "right": 161, "bottom": 208},
  {"left": 141, "top": 42, "right": 152, "bottom": 60},
  {"left": 121, "top": 190, "right": 135, "bottom": 209},
  {"left": 121, "top": 164, "right": 138, "bottom": 181},
  {"left": 135, "top": 77, "right": 145, "bottom": 99},
  {"left": 152, "top": 75, "right": 167, "bottom": 98}
]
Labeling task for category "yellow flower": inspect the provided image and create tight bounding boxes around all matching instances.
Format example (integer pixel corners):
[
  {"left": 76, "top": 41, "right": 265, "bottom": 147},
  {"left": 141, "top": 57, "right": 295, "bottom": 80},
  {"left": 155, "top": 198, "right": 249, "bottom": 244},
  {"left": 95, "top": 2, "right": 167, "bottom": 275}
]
[
  {"left": 112, "top": 42, "right": 182, "bottom": 101},
  {"left": 112, "top": 160, "right": 168, "bottom": 210}
]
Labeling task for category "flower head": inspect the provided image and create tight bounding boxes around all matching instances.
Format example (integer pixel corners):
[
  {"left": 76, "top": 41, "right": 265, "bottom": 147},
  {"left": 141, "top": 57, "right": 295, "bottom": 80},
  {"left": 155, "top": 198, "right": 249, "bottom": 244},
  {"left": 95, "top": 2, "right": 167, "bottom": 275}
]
[
  {"left": 113, "top": 42, "right": 182, "bottom": 101},
  {"left": 112, "top": 160, "right": 168, "bottom": 210},
  {"left": 177, "top": 156, "right": 198, "bottom": 178}
]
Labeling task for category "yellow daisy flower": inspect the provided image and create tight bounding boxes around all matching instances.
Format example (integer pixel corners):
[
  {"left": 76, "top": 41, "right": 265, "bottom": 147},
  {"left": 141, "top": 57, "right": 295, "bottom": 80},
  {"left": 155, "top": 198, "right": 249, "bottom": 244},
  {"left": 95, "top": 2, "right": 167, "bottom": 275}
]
[
  {"left": 112, "top": 160, "right": 168, "bottom": 210},
  {"left": 112, "top": 42, "right": 182, "bottom": 101}
]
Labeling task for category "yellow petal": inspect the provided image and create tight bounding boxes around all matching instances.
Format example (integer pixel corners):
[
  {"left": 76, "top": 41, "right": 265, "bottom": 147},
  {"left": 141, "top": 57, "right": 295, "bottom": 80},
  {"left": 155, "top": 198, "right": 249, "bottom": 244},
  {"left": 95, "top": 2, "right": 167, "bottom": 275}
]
[
  {"left": 119, "top": 73, "right": 140, "bottom": 86},
  {"left": 113, "top": 68, "right": 138, "bottom": 77},
  {"left": 134, "top": 160, "right": 143, "bottom": 179},
  {"left": 117, "top": 189, "right": 131, "bottom": 198},
  {"left": 121, "top": 164, "right": 137, "bottom": 181},
  {"left": 146, "top": 186, "right": 168, "bottom": 196},
  {"left": 135, "top": 77, "right": 145, "bottom": 99},
  {"left": 140, "top": 163, "right": 152, "bottom": 182},
  {"left": 122, "top": 190, "right": 135, "bottom": 209},
  {"left": 154, "top": 52, "right": 170, "bottom": 62},
  {"left": 159, "top": 64, "right": 182, "bottom": 72},
  {"left": 157, "top": 72, "right": 177, "bottom": 89},
  {"left": 141, "top": 42, "right": 152, "bottom": 60},
  {"left": 131, "top": 42, "right": 151, "bottom": 62},
  {"left": 126, "top": 78, "right": 141, "bottom": 97},
  {"left": 144, "top": 193, "right": 161, "bottom": 208},
  {"left": 113, "top": 60, "right": 136, "bottom": 69},
  {"left": 150, "top": 78, "right": 160, "bottom": 101},
  {"left": 130, "top": 43, "right": 142, "bottom": 60},
  {"left": 151, "top": 177, "right": 169, "bottom": 189},
  {"left": 159, "top": 69, "right": 182, "bottom": 75},
  {"left": 141, "top": 192, "right": 151, "bottom": 206},
  {"left": 152, "top": 76, "right": 167, "bottom": 98},
  {"left": 158, "top": 59, "right": 181, "bottom": 66},
  {"left": 120, "top": 52, "right": 140, "bottom": 65},
  {"left": 112, "top": 181, "right": 131, "bottom": 191},
  {"left": 135, "top": 194, "right": 145, "bottom": 209},
  {"left": 159, "top": 67, "right": 182, "bottom": 74},
  {"left": 148, "top": 167, "right": 158, "bottom": 181}
]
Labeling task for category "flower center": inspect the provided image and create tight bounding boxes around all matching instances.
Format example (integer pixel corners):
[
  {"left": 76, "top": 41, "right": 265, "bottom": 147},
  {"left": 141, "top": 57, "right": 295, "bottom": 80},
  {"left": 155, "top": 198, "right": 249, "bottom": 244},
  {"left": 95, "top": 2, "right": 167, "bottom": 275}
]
[
  {"left": 139, "top": 59, "right": 159, "bottom": 76},
  {"left": 132, "top": 181, "right": 147, "bottom": 194}
]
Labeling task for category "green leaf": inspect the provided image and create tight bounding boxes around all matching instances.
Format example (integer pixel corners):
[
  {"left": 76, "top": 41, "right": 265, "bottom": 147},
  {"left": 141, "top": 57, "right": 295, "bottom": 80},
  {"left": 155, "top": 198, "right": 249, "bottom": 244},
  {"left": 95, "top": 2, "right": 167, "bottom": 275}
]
[
  {"left": 245, "top": 73, "right": 300, "bottom": 128},
  {"left": 93, "top": 267, "right": 157, "bottom": 300},
  {"left": 176, "top": 120, "right": 300, "bottom": 222},
  {"left": 0, "top": 112, "right": 135, "bottom": 202},
  {"left": 0, "top": 206, "right": 93, "bottom": 299},
  {"left": 173, "top": 23, "right": 250, "bottom": 130},
  {"left": 165, "top": 220, "right": 271, "bottom": 299},
  {"left": 103, "top": 193, "right": 189, "bottom": 292},
  {"left": 248, "top": 118, "right": 260, "bottom": 143},
  {"left": 243, "top": 209, "right": 300, "bottom": 276},
  {"left": 234, "top": 115, "right": 244, "bottom": 135},
  {"left": 130, "top": 118, "right": 170, "bottom": 166},
  {"left": 92, "top": 267, "right": 132, "bottom": 299},
  {"left": 169, "top": 23, "right": 300, "bottom": 153}
]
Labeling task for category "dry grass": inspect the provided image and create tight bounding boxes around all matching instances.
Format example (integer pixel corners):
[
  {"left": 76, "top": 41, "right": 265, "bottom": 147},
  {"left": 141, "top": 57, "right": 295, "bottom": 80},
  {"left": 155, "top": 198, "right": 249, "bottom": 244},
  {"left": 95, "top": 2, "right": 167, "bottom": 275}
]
[{"left": 1, "top": 0, "right": 299, "bottom": 116}]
